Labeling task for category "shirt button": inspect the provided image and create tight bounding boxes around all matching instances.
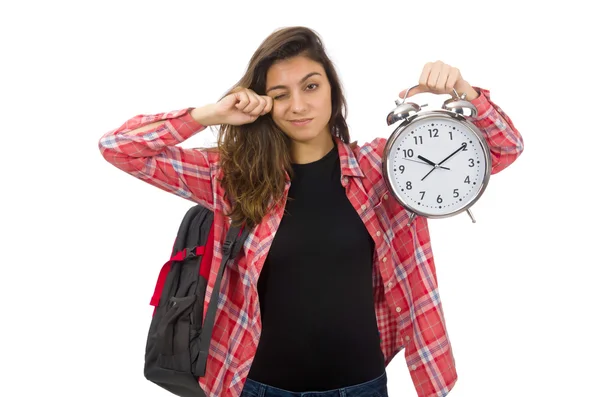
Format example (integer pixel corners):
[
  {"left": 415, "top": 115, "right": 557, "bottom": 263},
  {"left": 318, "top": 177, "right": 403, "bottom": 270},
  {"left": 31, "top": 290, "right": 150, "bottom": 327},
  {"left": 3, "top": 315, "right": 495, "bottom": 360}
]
[
  {"left": 382, "top": 257, "right": 387, "bottom": 262},
  {"left": 396, "top": 307, "right": 401, "bottom": 313},
  {"left": 376, "top": 231, "right": 381, "bottom": 237},
  {"left": 343, "top": 177, "right": 348, "bottom": 184},
  {"left": 411, "top": 365, "right": 417, "bottom": 371},
  {"left": 383, "top": 194, "right": 389, "bottom": 200},
  {"left": 361, "top": 204, "right": 367, "bottom": 211},
  {"left": 405, "top": 335, "right": 410, "bottom": 341},
  {"left": 388, "top": 282, "right": 393, "bottom": 288}
]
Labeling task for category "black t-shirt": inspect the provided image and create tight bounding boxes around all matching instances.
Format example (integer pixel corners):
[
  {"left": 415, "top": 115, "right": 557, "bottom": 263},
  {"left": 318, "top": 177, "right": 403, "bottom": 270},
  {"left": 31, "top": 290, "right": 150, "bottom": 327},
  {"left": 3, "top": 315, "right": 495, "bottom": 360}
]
[{"left": 246, "top": 145, "right": 386, "bottom": 391}]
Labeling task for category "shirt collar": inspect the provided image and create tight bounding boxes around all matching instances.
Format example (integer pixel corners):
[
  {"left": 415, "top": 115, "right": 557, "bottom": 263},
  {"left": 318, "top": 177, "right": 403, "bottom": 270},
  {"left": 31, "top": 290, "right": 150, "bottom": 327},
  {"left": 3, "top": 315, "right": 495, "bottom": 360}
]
[
  {"left": 283, "top": 136, "right": 365, "bottom": 182},
  {"left": 334, "top": 136, "right": 365, "bottom": 178}
]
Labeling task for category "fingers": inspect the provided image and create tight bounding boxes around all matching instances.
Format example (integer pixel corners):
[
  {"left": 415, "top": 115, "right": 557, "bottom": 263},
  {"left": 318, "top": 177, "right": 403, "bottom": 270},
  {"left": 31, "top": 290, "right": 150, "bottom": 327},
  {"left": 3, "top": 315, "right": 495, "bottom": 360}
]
[
  {"left": 435, "top": 63, "right": 451, "bottom": 92},
  {"left": 418, "top": 62, "right": 434, "bottom": 89},
  {"left": 427, "top": 62, "right": 442, "bottom": 89},
  {"left": 399, "top": 86, "right": 424, "bottom": 99},
  {"left": 234, "top": 90, "right": 253, "bottom": 111},
  {"left": 261, "top": 96, "right": 273, "bottom": 115},
  {"left": 445, "top": 67, "right": 460, "bottom": 93},
  {"left": 402, "top": 61, "right": 462, "bottom": 99},
  {"left": 403, "top": 61, "right": 441, "bottom": 98},
  {"left": 247, "top": 95, "right": 272, "bottom": 117},
  {"left": 234, "top": 88, "right": 273, "bottom": 117}
]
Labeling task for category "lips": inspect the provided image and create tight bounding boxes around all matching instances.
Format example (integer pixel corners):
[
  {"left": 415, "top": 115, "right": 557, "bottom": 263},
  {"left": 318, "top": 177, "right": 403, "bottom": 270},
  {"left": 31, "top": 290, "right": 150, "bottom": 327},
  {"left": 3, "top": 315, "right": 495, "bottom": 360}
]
[{"left": 290, "top": 118, "right": 312, "bottom": 126}]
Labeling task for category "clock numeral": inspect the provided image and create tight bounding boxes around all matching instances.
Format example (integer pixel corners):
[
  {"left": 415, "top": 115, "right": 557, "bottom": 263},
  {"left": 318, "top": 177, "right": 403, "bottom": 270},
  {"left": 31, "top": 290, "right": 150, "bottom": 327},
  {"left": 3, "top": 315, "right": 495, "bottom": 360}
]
[
  {"left": 437, "top": 195, "right": 443, "bottom": 203},
  {"left": 453, "top": 189, "right": 459, "bottom": 198},
  {"left": 413, "top": 136, "right": 423, "bottom": 145},
  {"left": 462, "top": 142, "right": 468, "bottom": 151},
  {"left": 428, "top": 128, "right": 439, "bottom": 138},
  {"left": 468, "top": 158, "right": 474, "bottom": 167},
  {"left": 403, "top": 149, "right": 414, "bottom": 158},
  {"left": 398, "top": 165, "right": 405, "bottom": 173},
  {"left": 464, "top": 176, "right": 471, "bottom": 184},
  {"left": 448, "top": 131, "right": 453, "bottom": 140},
  {"left": 406, "top": 181, "right": 413, "bottom": 190},
  {"left": 419, "top": 191, "right": 426, "bottom": 200}
]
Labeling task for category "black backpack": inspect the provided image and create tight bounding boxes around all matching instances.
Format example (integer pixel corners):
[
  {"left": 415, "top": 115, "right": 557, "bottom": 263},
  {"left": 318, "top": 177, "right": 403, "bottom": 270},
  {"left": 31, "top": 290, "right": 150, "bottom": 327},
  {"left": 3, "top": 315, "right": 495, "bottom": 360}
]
[{"left": 143, "top": 204, "right": 250, "bottom": 396}]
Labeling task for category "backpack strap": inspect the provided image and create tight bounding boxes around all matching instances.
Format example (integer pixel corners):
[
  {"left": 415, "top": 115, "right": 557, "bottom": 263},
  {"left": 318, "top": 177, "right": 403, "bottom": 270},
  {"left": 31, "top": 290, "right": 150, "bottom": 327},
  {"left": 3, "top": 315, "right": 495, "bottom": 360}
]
[
  {"left": 149, "top": 206, "right": 211, "bottom": 314},
  {"left": 194, "top": 222, "right": 251, "bottom": 377}
]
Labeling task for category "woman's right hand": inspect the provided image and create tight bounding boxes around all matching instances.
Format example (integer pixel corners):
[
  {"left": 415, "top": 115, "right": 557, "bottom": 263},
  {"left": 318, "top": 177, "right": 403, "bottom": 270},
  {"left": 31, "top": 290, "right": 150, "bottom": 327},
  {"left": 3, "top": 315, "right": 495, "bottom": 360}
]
[{"left": 199, "top": 87, "right": 273, "bottom": 126}]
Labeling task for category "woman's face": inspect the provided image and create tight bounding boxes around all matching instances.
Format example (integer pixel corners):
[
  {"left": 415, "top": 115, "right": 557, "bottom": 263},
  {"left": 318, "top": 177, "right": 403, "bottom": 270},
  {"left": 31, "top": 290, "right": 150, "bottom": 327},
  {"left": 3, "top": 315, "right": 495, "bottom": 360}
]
[{"left": 265, "top": 56, "right": 332, "bottom": 145}]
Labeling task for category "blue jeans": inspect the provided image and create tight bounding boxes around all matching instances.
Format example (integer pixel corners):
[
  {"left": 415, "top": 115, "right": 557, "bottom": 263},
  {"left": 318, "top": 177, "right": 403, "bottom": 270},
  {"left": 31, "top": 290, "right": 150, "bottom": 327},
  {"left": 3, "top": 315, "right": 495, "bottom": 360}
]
[{"left": 240, "top": 371, "right": 388, "bottom": 397}]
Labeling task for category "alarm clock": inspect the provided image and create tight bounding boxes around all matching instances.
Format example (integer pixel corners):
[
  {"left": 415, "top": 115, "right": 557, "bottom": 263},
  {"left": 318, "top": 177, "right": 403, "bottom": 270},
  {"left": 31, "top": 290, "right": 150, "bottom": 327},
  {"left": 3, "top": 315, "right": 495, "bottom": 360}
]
[{"left": 382, "top": 85, "right": 492, "bottom": 225}]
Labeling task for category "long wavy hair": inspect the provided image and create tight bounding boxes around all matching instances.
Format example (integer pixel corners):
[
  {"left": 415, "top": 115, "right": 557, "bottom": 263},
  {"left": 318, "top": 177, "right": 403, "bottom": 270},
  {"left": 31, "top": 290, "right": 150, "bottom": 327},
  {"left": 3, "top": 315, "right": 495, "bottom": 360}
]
[{"left": 213, "top": 26, "right": 350, "bottom": 228}]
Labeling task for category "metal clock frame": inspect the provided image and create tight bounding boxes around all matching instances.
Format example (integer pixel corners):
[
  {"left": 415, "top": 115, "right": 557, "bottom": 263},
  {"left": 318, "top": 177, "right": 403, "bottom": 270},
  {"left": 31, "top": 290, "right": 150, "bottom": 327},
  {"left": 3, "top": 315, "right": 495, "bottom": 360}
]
[{"left": 382, "top": 87, "right": 492, "bottom": 225}]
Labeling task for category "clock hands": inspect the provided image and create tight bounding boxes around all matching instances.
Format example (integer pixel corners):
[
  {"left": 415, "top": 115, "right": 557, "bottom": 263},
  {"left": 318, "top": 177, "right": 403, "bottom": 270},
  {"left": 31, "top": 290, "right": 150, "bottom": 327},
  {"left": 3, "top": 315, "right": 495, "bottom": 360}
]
[
  {"left": 418, "top": 155, "right": 450, "bottom": 170},
  {"left": 404, "top": 157, "right": 450, "bottom": 170},
  {"left": 420, "top": 142, "right": 467, "bottom": 181},
  {"left": 438, "top": 142, "right": 467, "bottom": 167},
  {"left": 421, "top": 167, "right": 437, "bottom": 181},
  {"left": 417, "top": 155, "right": 437, "bottom": 167}
]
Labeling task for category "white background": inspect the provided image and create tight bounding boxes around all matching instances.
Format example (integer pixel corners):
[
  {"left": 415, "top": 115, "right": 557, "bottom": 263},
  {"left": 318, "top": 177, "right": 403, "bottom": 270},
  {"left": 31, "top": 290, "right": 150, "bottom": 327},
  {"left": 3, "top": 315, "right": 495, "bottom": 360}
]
[{"left": 2, "top": 0, "right": 599, "bottom": 396}]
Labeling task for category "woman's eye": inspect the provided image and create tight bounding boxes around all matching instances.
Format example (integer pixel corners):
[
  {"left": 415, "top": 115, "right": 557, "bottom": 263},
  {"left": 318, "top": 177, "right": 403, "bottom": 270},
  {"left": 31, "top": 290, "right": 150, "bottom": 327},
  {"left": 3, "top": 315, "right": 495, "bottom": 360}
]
[{"left": 273, "top": 84, "right": 318, "bottom": 100}]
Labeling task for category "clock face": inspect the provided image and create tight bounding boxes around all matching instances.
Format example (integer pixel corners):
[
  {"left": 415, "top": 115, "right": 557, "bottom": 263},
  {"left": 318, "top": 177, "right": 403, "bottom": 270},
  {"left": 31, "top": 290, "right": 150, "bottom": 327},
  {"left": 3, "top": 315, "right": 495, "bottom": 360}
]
[{"left": 384, "top": 113, "right": 490, "bottom": 217}]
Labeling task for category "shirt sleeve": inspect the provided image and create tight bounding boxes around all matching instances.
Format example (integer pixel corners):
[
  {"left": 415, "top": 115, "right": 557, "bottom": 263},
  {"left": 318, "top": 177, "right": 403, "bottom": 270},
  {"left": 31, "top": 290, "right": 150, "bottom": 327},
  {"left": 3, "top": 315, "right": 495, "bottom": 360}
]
[
  {"left": 98, "top": 107, "right": 218, "bottom": 210},
  {"left": 467, "top": 87, "right": 525, "bottom": 174}
]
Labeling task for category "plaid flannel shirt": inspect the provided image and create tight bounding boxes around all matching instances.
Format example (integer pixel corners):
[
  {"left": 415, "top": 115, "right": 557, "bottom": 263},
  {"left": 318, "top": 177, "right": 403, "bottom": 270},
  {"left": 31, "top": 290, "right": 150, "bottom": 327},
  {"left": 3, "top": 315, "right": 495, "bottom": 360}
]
[{"left": 99, "top": 87, "right": 524, "bottom": 396}]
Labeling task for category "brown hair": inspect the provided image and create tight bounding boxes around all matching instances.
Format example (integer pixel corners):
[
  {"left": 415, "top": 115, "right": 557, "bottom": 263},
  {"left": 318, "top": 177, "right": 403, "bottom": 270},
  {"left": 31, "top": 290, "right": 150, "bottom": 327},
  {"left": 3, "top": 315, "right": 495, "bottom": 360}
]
[{"left": 213, "top": 26, "right": 350, "bottom": 228}]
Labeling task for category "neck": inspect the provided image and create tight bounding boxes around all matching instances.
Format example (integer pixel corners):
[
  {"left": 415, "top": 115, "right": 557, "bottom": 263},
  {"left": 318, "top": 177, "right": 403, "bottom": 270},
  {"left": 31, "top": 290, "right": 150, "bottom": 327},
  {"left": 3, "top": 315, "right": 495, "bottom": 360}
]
[{"left": 290, "top": 135, "right": 335, "bottom": 164}]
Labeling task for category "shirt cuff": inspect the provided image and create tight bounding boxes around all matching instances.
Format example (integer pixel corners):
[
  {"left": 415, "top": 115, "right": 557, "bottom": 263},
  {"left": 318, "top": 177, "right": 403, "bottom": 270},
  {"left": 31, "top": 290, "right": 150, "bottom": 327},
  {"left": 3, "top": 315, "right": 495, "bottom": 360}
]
[
  {"left": 467, "top": 87, "right": 493, "bottom": 122},
  {"left": 162, "top": 107, "right": 207, "bottom": 142}
]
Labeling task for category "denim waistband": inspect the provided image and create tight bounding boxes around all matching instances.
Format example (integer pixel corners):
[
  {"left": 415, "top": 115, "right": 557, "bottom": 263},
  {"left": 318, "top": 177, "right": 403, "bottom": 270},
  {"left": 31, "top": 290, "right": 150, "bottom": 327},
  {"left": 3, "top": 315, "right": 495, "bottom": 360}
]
[{"left": 242, "top": 371, "right": 388, "bottom": 397}]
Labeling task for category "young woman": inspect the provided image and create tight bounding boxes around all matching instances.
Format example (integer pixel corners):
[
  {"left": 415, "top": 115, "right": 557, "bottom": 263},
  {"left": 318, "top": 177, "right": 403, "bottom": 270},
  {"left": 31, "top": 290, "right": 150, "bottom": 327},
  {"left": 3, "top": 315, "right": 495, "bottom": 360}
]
[{"left": 99, "top": 26, "right": 524, "bottom": 397}]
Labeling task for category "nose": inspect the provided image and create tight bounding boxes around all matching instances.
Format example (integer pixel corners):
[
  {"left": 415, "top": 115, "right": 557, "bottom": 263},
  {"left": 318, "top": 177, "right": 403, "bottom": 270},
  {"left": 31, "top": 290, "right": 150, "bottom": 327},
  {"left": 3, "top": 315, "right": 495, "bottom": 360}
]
[{"left": 290, "top": 93, "right": 308, "bottom": 114}]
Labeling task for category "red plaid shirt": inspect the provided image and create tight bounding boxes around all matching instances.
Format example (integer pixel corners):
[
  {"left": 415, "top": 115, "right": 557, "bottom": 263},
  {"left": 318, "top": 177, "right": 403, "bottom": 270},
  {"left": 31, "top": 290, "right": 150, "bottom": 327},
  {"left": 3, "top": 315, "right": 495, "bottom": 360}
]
[{"left": 99, "top": 87, "right": 523, "bottom": 397}]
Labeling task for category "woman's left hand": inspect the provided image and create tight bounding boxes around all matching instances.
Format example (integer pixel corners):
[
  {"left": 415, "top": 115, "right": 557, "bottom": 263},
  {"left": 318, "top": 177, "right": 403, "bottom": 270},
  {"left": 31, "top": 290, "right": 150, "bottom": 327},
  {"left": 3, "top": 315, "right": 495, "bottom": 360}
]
[{"left": 399, "top": 61, "right": 480, "bottom": 101}]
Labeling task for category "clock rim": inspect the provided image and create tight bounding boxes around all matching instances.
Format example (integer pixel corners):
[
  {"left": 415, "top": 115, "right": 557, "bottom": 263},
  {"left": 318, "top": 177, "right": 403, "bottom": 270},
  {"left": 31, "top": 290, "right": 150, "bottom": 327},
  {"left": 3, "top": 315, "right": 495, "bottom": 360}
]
[{"left": 381, "top": 110, "right": 492, "bottom": 219}]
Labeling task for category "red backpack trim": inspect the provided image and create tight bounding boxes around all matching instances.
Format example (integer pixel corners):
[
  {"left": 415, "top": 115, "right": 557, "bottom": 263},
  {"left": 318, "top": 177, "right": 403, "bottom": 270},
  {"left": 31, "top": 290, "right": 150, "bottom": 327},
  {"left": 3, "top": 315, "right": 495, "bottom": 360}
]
[{"left": 149, "top": 222, "right": 215, "bottom": 316}]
